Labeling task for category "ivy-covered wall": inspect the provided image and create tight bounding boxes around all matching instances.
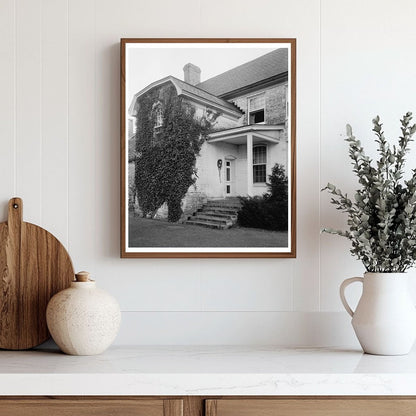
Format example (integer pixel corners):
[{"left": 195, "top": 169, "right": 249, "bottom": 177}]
[{"left": 134, "top": 84, "right": 211, "bottom": 222}]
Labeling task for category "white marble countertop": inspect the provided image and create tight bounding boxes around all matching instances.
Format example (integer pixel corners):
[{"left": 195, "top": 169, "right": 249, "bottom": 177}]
[{"left": 1, "top": 345, "right": 416, "bottom": 396}]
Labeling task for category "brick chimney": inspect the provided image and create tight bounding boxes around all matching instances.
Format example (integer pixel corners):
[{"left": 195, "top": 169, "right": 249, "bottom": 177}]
[{"left": 183, "top": 63, "right": 201, "bottom": 85}]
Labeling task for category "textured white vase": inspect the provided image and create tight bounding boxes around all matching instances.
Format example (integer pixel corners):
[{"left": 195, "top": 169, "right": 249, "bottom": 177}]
[
  {"left": 46, "top": 271, "right": 121, "bottom": 356},
  {"left": 340, "top": 272, "right": 416, "bottom": 355}
]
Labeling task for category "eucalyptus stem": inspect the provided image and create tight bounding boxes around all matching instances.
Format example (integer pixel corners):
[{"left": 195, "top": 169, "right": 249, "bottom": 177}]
[{"left": 322, "top": 113, "right": 416, "bottom": 273}]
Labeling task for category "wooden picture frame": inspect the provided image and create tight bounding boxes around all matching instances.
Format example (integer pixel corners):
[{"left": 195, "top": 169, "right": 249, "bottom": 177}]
[{"left": 121, "top": 38, "right": 296, "bottom": 258}]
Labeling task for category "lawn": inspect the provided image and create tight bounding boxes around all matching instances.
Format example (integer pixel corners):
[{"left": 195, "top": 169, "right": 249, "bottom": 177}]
[{"left": 128, "top": 216, "right": 288, "bottom": 248}]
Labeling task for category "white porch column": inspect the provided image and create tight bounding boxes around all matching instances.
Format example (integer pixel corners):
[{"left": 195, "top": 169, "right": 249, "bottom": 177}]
[{"left": 247, "top": 133, "right": 253, "bottom": 196}]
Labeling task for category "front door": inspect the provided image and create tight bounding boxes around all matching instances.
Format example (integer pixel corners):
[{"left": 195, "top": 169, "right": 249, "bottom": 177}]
[{"left": 225, "top": 160, "right": 233, "bottom": 196}]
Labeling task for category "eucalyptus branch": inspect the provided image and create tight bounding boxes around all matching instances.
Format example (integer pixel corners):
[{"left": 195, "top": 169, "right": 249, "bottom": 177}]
[{"left": 322, "top": 113, "right": 416, "bottom": 273}]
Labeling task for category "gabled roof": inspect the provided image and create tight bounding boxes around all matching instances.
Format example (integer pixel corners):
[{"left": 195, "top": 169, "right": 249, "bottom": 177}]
[
  {"left": 171, "top": 77, "right": 242, "bottom": 115},
  {"left": 129, "top": 76, "right": 242, "bottom": 118},
  {"left": 196, "top": 48, "right": 288, "bottom": 98}
]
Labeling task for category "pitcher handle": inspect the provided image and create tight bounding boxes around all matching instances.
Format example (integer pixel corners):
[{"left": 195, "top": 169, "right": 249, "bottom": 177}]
[{"left": 340, "top": 277, "right": 363, "bottom": 317}]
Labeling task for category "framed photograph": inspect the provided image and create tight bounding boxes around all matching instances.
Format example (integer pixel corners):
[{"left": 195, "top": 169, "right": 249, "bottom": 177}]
[{"left": 121, "top": 38, "right": 296, "bottom": 258}]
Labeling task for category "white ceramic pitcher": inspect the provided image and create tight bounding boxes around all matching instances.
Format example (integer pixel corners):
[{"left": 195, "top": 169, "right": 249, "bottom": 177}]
[{"left": 340, "top": 272, "right": 416, "bottom": 355}]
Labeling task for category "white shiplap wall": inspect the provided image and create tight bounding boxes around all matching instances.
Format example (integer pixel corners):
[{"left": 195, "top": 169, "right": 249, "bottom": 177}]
[{"left": 1, "top": 0, "right": 415, "bottom": 346}]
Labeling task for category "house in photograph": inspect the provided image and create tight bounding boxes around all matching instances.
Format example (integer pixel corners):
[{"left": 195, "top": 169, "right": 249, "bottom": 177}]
[{"left": 128, "top": 48, "right": 289, "bottom": 225}]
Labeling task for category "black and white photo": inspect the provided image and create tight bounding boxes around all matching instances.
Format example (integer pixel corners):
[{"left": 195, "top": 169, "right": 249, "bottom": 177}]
[{"left": 121, "top": 39, "right": 296, "bottom": 258}]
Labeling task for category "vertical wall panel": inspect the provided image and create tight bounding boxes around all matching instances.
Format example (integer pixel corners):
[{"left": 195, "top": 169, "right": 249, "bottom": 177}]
[
  {"left": 93, "top": 0, "right": 204, "bottom": 311},
  {"left": 41, "top": 0, "right": 69, "bottom": 246},
  {"left": 284, "top": 0, "right": 321, "bottom": 312},
  {"left": 320, "top": 0, "right": 416, "bottom": 311},
  {"left": 200, "top": 259, "right": 293, "bottom": 311},
  {"left": 68, "top": 0, "right": 96, "bottom": 272},
  {"left": 0, "top": 0, "right": 16, "bottom": 220},
  {"left": 199, "top": 0, "right": 321, "bottom": 312},
  {"left": 15, "top": 0, "right": 42, "bottom": 224}
]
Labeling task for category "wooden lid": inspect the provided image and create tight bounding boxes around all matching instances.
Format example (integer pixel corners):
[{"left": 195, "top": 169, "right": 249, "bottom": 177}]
[{"left": 75, "top": 271, "right": 91, "bottom": 282}]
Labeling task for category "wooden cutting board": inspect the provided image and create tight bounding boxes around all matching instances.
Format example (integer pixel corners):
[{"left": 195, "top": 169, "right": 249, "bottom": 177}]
[{"left": 0, "top": 197, "right": 74, "bottom": 350}]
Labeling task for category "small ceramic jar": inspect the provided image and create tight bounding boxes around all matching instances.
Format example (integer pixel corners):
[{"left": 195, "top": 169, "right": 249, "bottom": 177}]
[{"left": 46, "top": 271, "right": 121, "bottom": 355}]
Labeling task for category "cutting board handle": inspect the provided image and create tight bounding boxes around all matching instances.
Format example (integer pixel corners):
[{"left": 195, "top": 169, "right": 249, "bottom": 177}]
[{"left": 8, "top": 197, "right": 23, "bottom": 232}]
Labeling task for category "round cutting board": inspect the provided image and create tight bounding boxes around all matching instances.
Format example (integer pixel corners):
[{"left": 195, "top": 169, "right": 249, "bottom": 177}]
[{"left": 0, "top": 198, "right": 74, "bottom": 350}]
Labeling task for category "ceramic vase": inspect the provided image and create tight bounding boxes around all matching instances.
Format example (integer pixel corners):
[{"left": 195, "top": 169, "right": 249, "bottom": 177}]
[
  {"left": 46, "top": 271, "right": 121, "bottom": 355},
  {"left": 340, "top": 272, "right": 416, "bottom": 355}
]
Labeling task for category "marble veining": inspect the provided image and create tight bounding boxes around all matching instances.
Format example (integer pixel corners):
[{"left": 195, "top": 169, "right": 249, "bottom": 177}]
[{"left": 0, "top": 345, "right": 415, "bottom": 395}]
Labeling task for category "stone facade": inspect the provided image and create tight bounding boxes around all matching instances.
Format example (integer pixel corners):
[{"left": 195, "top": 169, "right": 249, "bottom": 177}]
[
  {"left": 230, "top": 83, "right": 288, "bottom": 126},
  {"left": 152, "top": 189, "right": 207, "bottom": 222}
]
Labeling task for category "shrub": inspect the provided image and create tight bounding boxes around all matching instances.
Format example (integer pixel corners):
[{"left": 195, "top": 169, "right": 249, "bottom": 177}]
[
  {"left": 238, "top": 197, "right": 288, "bottom": 231},
  {"left": 265, "top": 164, "right": 288, "bottom": 202},
  {"left": 238, "top": 163, "right": 288, "bottom": 231}
]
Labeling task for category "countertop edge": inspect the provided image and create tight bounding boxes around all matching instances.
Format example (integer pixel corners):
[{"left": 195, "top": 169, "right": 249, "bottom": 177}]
[{"left": 1, "top": 373, "right": 416, "bottom": 396}]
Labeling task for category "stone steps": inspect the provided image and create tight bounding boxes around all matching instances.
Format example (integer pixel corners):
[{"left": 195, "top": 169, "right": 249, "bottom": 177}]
[
  {"left": 184, "top": 198, "right": 241, "bottom": 230},
  {"left": 205, "top": 204, "right": 241, "bottom": 211},
  {"left": 201, "top": 206, "right": 240, "bottom": 215},
  {"left": 205, "top": 198, "right": 241, "bottom": 206},
  {"left": 193, "top": 214, "right": 231, "bottom": 223},
  {"left": 199, "top": 210, "right": 237, "bottom": 220},
  {"left": 185, "top": 220, "right": 227, "bottom": 230}
]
